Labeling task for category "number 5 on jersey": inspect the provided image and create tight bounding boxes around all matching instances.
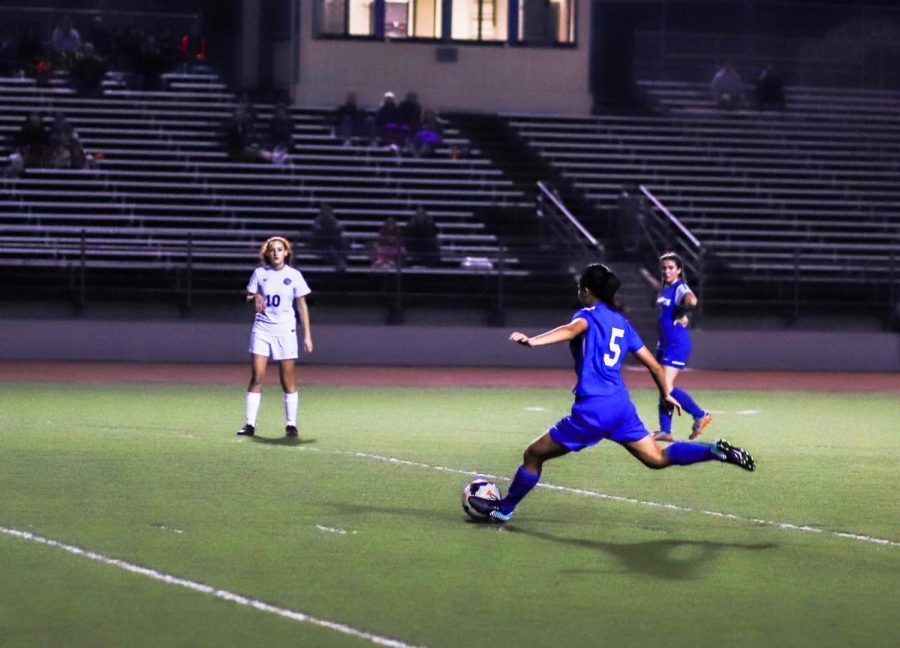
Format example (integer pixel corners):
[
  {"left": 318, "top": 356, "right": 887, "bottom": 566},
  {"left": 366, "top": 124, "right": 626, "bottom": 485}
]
[{"left": 604, "top": 327, "right": 625, "bottom": 367}]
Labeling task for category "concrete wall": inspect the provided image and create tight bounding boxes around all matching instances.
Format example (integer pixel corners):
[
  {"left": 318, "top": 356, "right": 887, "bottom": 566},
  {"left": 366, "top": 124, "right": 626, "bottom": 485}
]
[
  {"left": 295, "top": 1, "right": 592, "bottom": 114},
  {"left": 1, "top": 318, "right": 897, "bottom": 371}
]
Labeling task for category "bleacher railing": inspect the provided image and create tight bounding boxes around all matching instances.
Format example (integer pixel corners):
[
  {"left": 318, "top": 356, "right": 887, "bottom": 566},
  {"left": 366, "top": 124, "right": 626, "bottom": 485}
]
[
  {"left": 638, "top": 184, "right": 705, "bottom": 310},
  {"left": 536, "top": 180, "right": 604, "bottom": 273}
]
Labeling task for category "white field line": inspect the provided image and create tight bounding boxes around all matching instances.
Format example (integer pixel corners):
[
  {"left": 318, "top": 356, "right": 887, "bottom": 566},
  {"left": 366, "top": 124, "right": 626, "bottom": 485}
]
[
  {"left": 0, "top": 526, "right": 425, "bottom": 648},
  {"left": 295, "top": 447, "right": 900, "bottom": 548}
]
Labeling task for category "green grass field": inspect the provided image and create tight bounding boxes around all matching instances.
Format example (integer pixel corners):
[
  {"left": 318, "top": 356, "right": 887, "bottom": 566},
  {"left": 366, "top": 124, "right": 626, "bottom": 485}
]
[{"left": 1, "top": 381, "right": 898, "bottom": 647}]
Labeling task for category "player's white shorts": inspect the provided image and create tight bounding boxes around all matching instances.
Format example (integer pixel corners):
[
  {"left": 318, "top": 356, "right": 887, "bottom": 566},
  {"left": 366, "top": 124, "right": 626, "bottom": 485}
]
[{"left": 249, "top": 330, "right": 298, "bottom": 360}]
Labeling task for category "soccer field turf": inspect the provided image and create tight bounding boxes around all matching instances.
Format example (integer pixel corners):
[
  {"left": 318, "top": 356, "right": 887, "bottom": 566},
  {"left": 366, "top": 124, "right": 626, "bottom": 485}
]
[{"left": 1, "top": 382, "right": 898, "bottom": 647}]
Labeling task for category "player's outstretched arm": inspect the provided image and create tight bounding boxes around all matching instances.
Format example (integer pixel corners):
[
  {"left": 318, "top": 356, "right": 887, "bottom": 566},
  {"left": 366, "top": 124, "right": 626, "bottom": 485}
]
[
  {"left": 634, "top": 345, "right": 682, "bottom": 415},
  {"left": 510, "top": 318, "right": 588, "bottom": 347}
]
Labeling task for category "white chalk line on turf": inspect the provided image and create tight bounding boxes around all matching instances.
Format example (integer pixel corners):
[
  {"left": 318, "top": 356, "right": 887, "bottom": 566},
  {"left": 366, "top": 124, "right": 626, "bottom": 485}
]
[
  {"left": 0, "top": 526, "right": 425, "bottom": 648},
  {"left": 294, "top": 447, "right": 900, "bottom": 548}
]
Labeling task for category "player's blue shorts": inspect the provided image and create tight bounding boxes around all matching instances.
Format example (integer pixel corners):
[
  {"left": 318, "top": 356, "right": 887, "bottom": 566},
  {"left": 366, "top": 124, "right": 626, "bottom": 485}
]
[
  {"left": 548, "top": 392, "right": 649, "bottom": 452},
  {"left": 656, "top": 337, "right": 692, "bottom": 369}
]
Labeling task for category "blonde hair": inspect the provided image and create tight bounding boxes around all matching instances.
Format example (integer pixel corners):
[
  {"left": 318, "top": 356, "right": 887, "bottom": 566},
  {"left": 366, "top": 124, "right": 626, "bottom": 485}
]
[{"left": 259, "top": 236, "right": 292, "bottom": 266}]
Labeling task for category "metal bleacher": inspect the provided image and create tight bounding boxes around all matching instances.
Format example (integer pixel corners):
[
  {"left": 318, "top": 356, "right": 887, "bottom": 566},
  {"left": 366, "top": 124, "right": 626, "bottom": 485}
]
[
  {"left": 503, "top": 80, "right": 900, "bottom": 312},
  {"left": 0, "top": 71, "right": 532, "bottom": 307}
]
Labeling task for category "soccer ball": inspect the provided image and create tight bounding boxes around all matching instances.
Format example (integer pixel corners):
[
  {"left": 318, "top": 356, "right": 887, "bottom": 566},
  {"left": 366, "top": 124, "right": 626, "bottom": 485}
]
[{"left": 461, "top": 478, "right": 502, "bottom": 521}]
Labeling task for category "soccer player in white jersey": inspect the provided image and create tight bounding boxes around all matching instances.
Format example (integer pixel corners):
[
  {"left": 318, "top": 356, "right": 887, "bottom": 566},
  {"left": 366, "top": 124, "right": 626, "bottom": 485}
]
[{"left": 237, "top": 237, "right": 313, "bottom": 438}]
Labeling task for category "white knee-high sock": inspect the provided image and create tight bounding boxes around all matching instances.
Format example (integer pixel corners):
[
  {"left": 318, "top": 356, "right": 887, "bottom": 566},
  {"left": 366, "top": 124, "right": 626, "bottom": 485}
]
[
  {"left": 245, "top": 392, "right": 261, "bottom": 426},
  {"left": 284, "top": 391, "right": 299, "bottom": 426}
]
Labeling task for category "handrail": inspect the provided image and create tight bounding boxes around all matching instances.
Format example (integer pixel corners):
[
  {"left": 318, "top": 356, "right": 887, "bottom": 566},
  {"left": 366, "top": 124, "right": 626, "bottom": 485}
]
[
  {"left": 638, "top": 185, "right": 701, "bottom": 250},
  {"left": 536, "top": 180, "right": 601, "bottom": 250}
]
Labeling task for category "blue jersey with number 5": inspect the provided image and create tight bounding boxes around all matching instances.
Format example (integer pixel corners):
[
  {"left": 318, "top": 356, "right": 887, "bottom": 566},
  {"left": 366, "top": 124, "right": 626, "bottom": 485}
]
[{"left": 570, "top": 304, "right": 644, "bottom": 398}]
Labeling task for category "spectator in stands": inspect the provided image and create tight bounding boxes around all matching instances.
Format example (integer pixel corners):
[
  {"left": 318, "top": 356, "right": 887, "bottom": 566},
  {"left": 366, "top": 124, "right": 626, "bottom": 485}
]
[
  {"left": 755, "top": 64, "right": 785, "bottom": 111},
  {"left": 14, "top": 111, "right": 50, "bottom": 168},
  {"left": 223, "top": 103, "right": 286, "bottom": 164},
  {"left": 133, "top": 34, "right": 168, "bottom": 91},
  {"left": 404, "top": 206, "right": 440, "bottom": 267},
  {"left": 397, "top": 91, "right": 423, "bottom": 135},
  {"left": 180, "top": 19, "right": 207, "bottom": 72},
  {"left": 50, "top": 15, "right": 82, "bottom": 68},
  {"left": 86, "top": 14, "right": 113, "bottom": 59},
  {"left": 410, "top": 109, "right": 445, "bottom": 158},
  {"left": 267, "top": 101, "right": 294, "bottom": 155},
  {"left": 710, "top": 64, "right": 743, "bottom": 110},
  {"left": 375, "top": 91, "right": 406, "bottom": 149},
  {"left": 334, "top": 90, "right": 367, "bottom": 145},
  {"left": 70, "top": 43, "right": 107, "bottom": 97},
  {"left": 48, "top": 112, "right": 86, "bottom": 169},
  {"left": 310, "top": 203, "right": 350, "bottom": 270},
  {"left": 372, "top": 217, "right": 405, "bottom": 270}
]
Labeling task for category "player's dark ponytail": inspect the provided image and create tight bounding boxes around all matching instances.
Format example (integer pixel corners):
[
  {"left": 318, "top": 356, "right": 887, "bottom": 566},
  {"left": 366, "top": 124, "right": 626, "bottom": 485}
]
[{"left": 578, "top": 263, "right": 621, "bottom": 309}]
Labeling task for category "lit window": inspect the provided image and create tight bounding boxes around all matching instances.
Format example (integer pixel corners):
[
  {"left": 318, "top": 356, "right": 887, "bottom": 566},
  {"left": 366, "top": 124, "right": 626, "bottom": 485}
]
[
  {"left": 451, "top": 0, "right": 508, "bottom": 41},
  {"left": 315, "top": 0, "right": 376, "bottom": 36},
  {"left": 518, "top": 0, "right": 574, "bottom": 44},
  {"left": 386, "top": 0, "right": 443, "bottom": 39}
]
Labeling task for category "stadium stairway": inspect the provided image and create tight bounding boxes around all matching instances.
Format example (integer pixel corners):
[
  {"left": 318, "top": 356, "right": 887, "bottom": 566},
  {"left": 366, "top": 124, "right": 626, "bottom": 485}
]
[{"left": 503, "top": 81, "right": 900, "bottom": 317}]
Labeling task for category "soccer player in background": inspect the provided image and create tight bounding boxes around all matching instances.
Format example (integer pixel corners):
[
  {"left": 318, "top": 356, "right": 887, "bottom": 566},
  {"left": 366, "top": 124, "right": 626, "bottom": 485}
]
[
  {"left": 237, "top": 237, "right": 313, "bottom": 438},
  {"left": 468, "top": 263, "right": 754, "bottom": 524},
  {"left": 649, "top": 251, "right": 712, "bottom": 442}
]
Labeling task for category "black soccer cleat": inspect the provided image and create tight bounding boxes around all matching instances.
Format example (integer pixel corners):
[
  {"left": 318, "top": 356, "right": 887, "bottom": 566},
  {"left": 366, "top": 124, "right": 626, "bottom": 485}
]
[
  {"left": 236, "top": 424, "right": 255, "bottom": 437},
  {"left": 285, "top": 425, "right": 298, "bottom": 438},
  {"left": 713, "top": 439, "right": 755, "bottom": 472},
  {"left": 467, "top": 496, "right": 513, "bottom": 523}
]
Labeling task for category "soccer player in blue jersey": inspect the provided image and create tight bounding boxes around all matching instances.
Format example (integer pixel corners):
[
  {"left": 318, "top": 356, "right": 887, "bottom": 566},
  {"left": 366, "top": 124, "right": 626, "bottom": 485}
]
[
  {"left": 651, "top": 252, "right": 711, "bottom": 442},
  {"left": 468, "top": 263, "right": 754, "bottom": 524}
]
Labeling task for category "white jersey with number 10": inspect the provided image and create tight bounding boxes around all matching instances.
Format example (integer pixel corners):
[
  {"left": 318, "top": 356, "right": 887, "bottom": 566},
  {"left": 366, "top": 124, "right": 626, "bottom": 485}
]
[{"left": 246, "top": 265, "right": 311, "bottom": 336}]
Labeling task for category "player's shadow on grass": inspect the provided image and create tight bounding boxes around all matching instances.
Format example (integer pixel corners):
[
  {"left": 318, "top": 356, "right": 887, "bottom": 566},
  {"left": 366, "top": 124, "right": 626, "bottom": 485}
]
[
  {"left": 518, "top": 528, "right": 777, "bottom": 580},
  {"left": 250, "top": 436, "right": 316, "bottom": 446}
]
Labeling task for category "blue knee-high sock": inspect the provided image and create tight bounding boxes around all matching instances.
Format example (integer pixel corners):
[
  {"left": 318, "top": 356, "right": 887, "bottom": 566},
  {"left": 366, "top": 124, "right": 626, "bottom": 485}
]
[
  {"left": 666, "top": 441, "right": 716, "bottom": 466},
  {"left": 671, "top": 387, "right": 705, "bottom": 419},
  {"left": 658, "top": 400, "right": 674, "bottom": 433},
  {"left": 499, "top": 466, "right": 540, "bottom": 515}
]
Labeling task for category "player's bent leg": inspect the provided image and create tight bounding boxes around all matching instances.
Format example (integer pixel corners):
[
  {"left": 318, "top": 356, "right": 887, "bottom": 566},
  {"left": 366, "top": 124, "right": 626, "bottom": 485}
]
[
  {"left": 470, "top": 432, "right": 571, "bottom": 523},
  {"left": 522, "top": 432, "right": 570, "bottom": 475},
  {"left": 623, "top": 435, "right": 670, "bottom": 469}
]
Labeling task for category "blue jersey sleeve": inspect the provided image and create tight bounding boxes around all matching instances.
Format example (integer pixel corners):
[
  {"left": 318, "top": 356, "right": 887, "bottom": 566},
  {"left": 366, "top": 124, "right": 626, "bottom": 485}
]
[{"left": 626, "top": 320, "right": 644, "bottom": 352}]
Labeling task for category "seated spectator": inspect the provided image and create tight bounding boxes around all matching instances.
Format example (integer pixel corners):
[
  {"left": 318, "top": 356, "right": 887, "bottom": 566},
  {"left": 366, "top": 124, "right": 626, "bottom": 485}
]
[
  {"left": 375, "top": 92, "right": 407, "bottom": 149},
  {"left": 267, "top": 101, "right": 294, "bottom": 154},
  {"left": 755, "top": 64, "right": 785, "bottom": 111},
  {"left": 411, "top": 109, "right": 445, "bottom": 158},
  {"left": 710, "top": 64, "right": 743, "bottom": 110},
  {"left": 372, "top": 217, "right": 405, "bottom": 270},
  {"left": 310, "top": 204, "right": 350, "bottom": 270},
  {"left": 48, "top": 112, "right": 86, "bottom": 169},
  {"left": 404, "top": 206, "right": 440, "bottom": 267},
  {"left": 397, "top": 91, "right": 423, "bottom": 134},
  {"left": 14, "top": 111, "right": 50, "bottom": 168},
  {"left": 334, "top": 90, "right": 369, "bottom": 145},
  {"left": 223, "top": 103, "right": 286, "bottom": 164},
  {"left": 70, "top": 43, "right": 107, "bottom": 97},
  {"left": 50, "top": 15, "right": 81, "bottom": 68}
]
